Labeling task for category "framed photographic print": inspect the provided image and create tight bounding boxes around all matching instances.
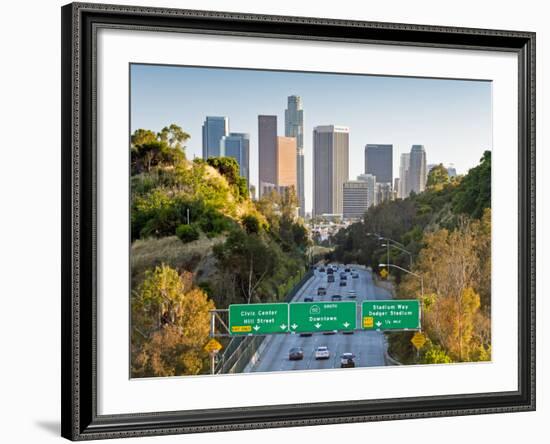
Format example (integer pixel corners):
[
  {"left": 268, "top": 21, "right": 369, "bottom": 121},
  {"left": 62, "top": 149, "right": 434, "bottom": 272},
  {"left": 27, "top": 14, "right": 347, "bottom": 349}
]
[{"left": 61, "top": 2, "right": 536, "bottom": 440}]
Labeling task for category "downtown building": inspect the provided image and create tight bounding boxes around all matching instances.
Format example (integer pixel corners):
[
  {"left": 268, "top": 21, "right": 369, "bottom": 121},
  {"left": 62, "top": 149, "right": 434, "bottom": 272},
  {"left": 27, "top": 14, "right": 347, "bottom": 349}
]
[
  {"left": 285, "top": 95, "right": 305, "bottom": 217},
  {"left": 202, "top": 116, "right": 229, "bottom": 159},
  {"left": 398, "top": 153, "right": 410, "bottom": 198},
  {"left": 364, "top": 144, "right": 393, "bottom": 184},
  {"left": 220, "top": 132, "right": 250, "bottom": 187},
  {"left": 408, "top": 144, "right": 427, "bottom": 194},
  {"left": 258, "top": 115, "right": 298, "bottom": 198},
  {"left": 343, "top": 174, "right": 377, "bottom": 220},
  {"left": 313, "top": 125, "right": 349, "bottom": 217}
]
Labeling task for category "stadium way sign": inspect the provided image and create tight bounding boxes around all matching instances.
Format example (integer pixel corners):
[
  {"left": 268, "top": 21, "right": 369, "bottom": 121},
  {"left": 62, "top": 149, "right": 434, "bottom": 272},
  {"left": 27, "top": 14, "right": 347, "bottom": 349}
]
[
  {"left": 289, "top": 302, "right": 356, "bottom": 333},
  {"left": 362, "top": 299, "right": 420, "bottom": 331},
  {"left": 229, "top": 303, "right": 289, "bottom": 335}
]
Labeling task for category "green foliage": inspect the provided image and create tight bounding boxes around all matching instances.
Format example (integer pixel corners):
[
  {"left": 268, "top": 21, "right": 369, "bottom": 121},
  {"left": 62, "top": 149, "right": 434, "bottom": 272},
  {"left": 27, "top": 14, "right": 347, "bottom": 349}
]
[
  {"left": 206, "top": 156, "right": 248, "bottom": 199},
  {"left": 158, "top": 124, "right": 190, "bottom": 150},
  {"left": 453, "top": 150, "right": 491, "bottom": 218},
  {"left": 176, "top": 224, "right": 200, "bottom": 243},
  {"left": 426, "top": 163, "right": 449, "bottom": 189},
  {"left": 242, "top": 214, "right": 262, "bottom": 234}
]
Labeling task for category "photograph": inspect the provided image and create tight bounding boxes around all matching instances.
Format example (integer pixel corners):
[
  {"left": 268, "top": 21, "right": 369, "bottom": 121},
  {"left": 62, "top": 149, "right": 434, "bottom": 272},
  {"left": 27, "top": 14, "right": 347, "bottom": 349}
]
[{"left": 129, "top": 64, "right": 493, "bottom": 378}]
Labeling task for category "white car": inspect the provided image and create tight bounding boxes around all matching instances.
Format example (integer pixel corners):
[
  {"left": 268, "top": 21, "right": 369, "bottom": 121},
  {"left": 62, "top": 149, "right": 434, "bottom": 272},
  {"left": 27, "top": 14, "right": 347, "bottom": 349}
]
[
  {"left": 315, "top": 346, "right": 330, "bottom": 360},
  {"left": 347, "top": 290, "right": 357, "bottom": 299}
]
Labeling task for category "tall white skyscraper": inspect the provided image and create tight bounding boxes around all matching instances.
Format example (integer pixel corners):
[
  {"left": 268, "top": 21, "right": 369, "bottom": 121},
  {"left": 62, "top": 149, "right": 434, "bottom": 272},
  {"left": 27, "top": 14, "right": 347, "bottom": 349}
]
[
  {"left": 313, "top": 125, "right": 349, "bottom": 216},
  {"left": 408, "top": 145, "right": 427, "bottom": 194},
  {"left": 357, "top": 173, "right": 377, "bottom": 208},
  {"left": 399, "top": 153, "right": 410, "bottom": 198},
  {"left": 285, "top": 96, "right": 305, "bottom": 217}
]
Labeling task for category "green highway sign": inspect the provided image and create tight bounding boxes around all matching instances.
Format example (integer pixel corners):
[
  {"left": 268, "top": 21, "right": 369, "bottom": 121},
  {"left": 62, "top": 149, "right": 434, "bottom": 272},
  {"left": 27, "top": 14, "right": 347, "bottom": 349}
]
[
  {"left": 289, "top": 301, "right": 356, "bottom": 333},
  {"left": 361, "top": 299, "right": 420, "bottom": 331},
  {"left": 229, "top": 303, "right": 289, "bottom": 335}
]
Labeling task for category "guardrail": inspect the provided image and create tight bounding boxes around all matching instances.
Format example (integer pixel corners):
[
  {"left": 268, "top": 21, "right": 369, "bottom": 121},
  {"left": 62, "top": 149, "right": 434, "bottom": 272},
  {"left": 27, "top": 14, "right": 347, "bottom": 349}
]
[{"left": 215, "top": 268, "right": 314, "bottom": 374}]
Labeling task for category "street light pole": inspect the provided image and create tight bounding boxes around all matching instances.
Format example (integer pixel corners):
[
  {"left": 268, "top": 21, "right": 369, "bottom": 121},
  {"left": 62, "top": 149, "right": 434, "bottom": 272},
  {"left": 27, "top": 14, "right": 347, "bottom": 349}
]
[
  {"left": 381, "top": 242, "right": 413, "bottom": 269},
  {"left": 379, "top": 262, "right": 424, "bottom": 333}
]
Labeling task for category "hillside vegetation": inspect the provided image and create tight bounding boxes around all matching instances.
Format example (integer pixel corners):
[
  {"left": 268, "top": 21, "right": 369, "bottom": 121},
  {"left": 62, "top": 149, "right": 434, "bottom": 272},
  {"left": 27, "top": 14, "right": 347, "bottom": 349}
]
[
  {"left": 329, "top": 152, "right": 492, "bottom": 364},
  {"left": 130, "top": 124, "right": 310, "bottom": 377}
]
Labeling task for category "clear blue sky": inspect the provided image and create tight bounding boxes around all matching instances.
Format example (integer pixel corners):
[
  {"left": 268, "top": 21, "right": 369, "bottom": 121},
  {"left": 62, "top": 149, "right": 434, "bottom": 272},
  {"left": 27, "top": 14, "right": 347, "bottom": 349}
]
[{"left": 131, "top": 64, "right": 492, "bottom": 213}]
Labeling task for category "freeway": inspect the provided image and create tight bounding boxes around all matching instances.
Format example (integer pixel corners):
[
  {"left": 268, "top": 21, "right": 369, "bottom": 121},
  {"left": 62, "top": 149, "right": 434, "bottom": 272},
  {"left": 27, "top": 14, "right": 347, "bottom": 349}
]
[{"left": 248, "top": 264, "right": 393, "bottom": 373}]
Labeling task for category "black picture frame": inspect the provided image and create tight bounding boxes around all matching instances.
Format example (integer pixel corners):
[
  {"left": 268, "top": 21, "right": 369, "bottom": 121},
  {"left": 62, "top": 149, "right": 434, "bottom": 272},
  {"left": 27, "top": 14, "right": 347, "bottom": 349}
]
[{"left": 61, "top": 2, "right": 536, "bottom": 440}]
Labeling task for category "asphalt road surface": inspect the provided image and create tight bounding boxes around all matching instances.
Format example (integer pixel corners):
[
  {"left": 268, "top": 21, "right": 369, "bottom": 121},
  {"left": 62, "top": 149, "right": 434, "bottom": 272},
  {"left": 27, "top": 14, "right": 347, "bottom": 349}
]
[{"left": 248, "top": 264, "right": 393, "bottom": 373}]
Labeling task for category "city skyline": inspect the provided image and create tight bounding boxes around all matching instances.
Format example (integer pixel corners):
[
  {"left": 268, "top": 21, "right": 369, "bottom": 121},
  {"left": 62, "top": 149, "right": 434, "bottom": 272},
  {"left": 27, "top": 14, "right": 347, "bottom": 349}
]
[{"left": 131, "top": 64, "right": 492, "bottom": 213}]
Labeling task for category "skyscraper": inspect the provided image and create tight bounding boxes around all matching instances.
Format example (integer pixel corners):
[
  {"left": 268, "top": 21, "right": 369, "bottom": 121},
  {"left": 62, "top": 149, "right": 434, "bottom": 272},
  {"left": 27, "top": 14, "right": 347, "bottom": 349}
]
[
  {"left": 408, "top": 145, "right": 427, "bottom": 194},
  {"left": 202, "top": 116, "right": 228, "bottom": 159},
  {"left": 399, "top": 153, "right": 410, "bottom": 198},
  {"left": 343, "top": 181, "right": 371, "bottom": 220},
  {"left": 357, "top": 173, "right": 377, "bottom": 208},
  {"left": 365, "top": 144, "right": 393, "bottom": 184},
  {"left": 285, "top": 95, "right": 305, "bottom": 217},
  {"left": 258, "top": 115, "right": 278, "bottom": 197},
  {"left": 313, "top": 125, "right": 349, "bottom": 216},
  {"left": 276, "top": 136, "right": 297, "bottom": 192},
  {"left": 220, "top": 132, "right": 250, "bottom": 187}
]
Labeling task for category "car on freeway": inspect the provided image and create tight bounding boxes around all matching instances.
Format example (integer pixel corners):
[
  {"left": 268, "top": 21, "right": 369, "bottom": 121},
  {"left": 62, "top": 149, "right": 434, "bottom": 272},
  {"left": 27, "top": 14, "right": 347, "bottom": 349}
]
[
  {"left": 340, "top": 352, "right": 356, "bottom": 368},
  {"left": 304, "top": 296, "right": 314, "bottom": 302},
  {"left": 322, "top": 330, "right": 337, "bottom": 335},
  {"left": 327, "top": 275, "right": 335, "bottom": 283},
  {"left": 331, "top": 294, "right": 342, "bottom": 301},
  {"left": 288, "top": 347, "right": 304, "bottom": 360},
  {"left": 327, "top": 268, "right": 334, "bottom": 275},
  {"left": 315, "top": 346, "right": 330, "bottom": 360},
  {"left": 344, "top": 267, "right": 351, "bottom": 273},
  {"left": 342, "top": 330, "right": 354, "bottom": 335},
  {"left": 352, "top": 272, "right": 359, "bottom": 279},
  {"left": 347, "top": 290, "right": 356, "bottom": 299},
  {"left": 299, "top": 332, "right": 313, "bottom": 337},
  {"left": 339, "top": 280, "right": 347, "bottom": 287},
  {"left": 317, "top": 287, "right": 327, "bottom": 296}
]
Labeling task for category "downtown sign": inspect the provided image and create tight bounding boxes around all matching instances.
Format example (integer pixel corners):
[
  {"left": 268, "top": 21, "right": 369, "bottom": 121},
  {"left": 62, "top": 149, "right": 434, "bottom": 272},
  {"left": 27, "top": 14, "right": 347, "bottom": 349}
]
[{"left": 228, "top": 299, "right": 421, "bottom": 335}]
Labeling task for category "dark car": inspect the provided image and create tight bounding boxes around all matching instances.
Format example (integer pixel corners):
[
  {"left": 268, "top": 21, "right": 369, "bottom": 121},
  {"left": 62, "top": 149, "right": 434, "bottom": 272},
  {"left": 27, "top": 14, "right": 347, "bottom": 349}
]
[
  {"left": 340, "top": 352, "right": 356, "bottom": 368},
  {"left": 317, "top": 287, "right": 327, "bottom": 296},
  {"left": 323, "top": 330, "right": 337, "bottom": 335},
  {"left": 352, "top": 272, "right": 359, "bottom": 279},
  {"left": 327, "top": 275, "right": 335, "bottom": 283},
  {"left": 304, "top": 296, "right": 314, "bottom": 302},
  {"left": 327, "top": 268, "right": 334, "bottom": 275},
  {"left": 331, "top": 294, "right": 342, "bottom": 301},
  {"left": 289, "top": 347, "right": 304, "bottom": 360},
  {"left": 299, "top": 332, "right": 313, "bottom": 337},
  {"left": 344, "top": 268, "right": 351, "bottom": 273},
  {"left": 340, "top": 273, "right": 347, "bottom": 280},
  {"left": 342, "top": 330, "right": 354, "bottom": 335},
  {"left": 319, "top": 267, "right": 326, "bottom": 273},
  {"left": 339, "top": 280, "right": 347, "bottom": 287}
]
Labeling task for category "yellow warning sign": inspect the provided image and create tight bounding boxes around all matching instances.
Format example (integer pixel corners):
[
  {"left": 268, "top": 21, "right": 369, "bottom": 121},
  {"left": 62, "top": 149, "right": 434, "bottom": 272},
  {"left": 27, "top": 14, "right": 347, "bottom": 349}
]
[
  {"left": 363, "top": 316, "right": 374, "bottom": 328},
  {"left": 411, "top": 332, "right": 426, "bottom": 350},
  {"left": 379, "top": 268, "right": 389, "bottom": 279},
  {"left": 204, "top": 338, "right": 223, "bottom": 353},
  {"left": 231, "top": 325, "right": 252, "bottom": 333}
]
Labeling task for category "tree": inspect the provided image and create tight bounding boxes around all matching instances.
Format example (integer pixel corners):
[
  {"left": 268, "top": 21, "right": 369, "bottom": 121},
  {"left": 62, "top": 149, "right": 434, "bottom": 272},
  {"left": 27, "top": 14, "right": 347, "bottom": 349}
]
[
  {"left": 158, "top": 124, "right": 190, "bottom": 151},
  {"left": 131, "top": 128, "right": 157, "bottom": 147},
  {"left": 453, "top": 150, "right": 491, "bottom": 218},
  {"left": 176, "top": 224, "right": 200, "bottom": 243},
  {"left": 426, "top": 163, "right": 449, "bottom": 190},
  {"left": 214, "top": 229, "right": 275, "bottom": 303},
  {"left": 131, "top": 265, "right": 215, "bottom": 377}
]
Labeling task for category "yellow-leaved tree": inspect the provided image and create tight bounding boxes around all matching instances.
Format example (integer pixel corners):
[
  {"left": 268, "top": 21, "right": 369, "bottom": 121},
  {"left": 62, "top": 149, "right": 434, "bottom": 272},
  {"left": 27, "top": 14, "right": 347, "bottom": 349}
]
[
  {"left": 399, "top": 213, "right": 491, "bottom": 362},
  {"left": 131, "top": 264, "right": 215, "bottom": 377}
]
